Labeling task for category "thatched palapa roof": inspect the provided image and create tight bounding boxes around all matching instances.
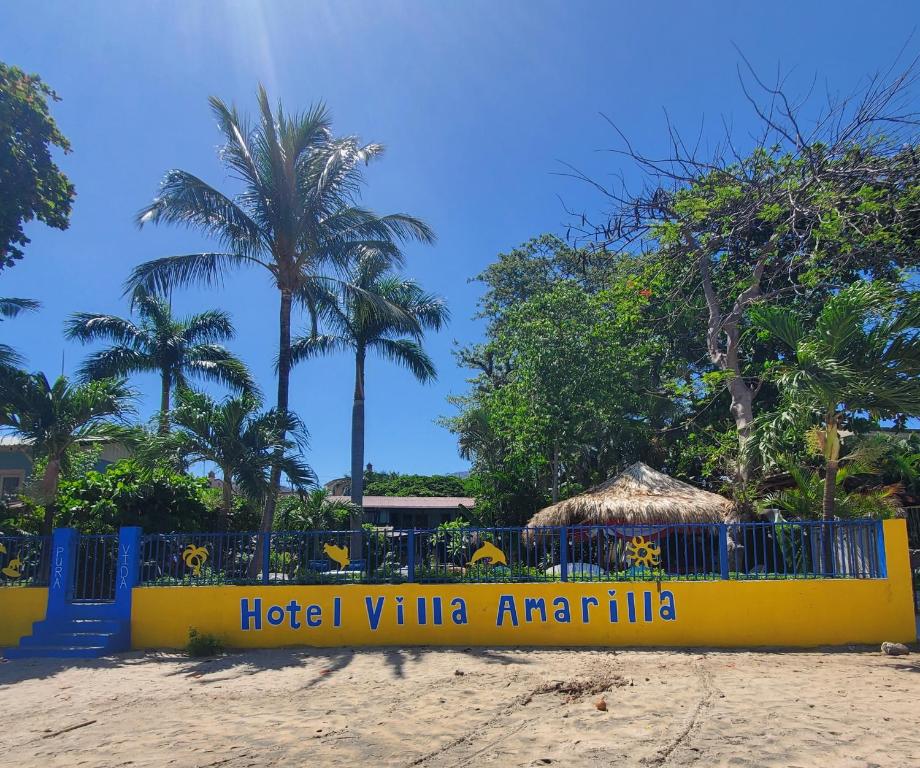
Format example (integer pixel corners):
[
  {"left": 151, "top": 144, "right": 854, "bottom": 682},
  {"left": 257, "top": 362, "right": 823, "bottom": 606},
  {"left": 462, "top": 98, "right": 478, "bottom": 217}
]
[{"left": 526, "top": 462, "right": 733, "bottom": 528}]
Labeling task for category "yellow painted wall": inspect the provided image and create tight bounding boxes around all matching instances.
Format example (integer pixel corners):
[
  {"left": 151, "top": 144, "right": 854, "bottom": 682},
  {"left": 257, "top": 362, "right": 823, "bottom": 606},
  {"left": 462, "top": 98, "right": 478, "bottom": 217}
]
[
  {"left": 0, "top": 588, "right": 47, "bottom": 647},
  {"left": 132, "top": 520, "right": 916, "bottom": 650}
]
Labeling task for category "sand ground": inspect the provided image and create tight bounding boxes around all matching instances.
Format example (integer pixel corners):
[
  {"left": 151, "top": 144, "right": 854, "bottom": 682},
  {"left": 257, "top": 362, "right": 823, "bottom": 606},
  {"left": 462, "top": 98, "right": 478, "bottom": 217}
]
[{"left": 1, "top": 645, "right": 918, "bottom": 768}]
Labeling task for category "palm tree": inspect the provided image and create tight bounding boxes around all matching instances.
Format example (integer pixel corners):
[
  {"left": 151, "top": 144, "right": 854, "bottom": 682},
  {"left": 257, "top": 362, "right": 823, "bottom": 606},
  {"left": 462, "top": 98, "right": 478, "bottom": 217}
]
[
  {"left": 162, "top": 389, "right": 316, "bottom": 530},
  {"left": 0, "top": 373, "right": 134, "bottom": 534},
  {"left": 290, "top": 254, "right": 448, "bottom": 542},
  {"left": 750, "top": 281, "right": 920, "bottom": 520},
  {"left": 125, "top": 86, "right": 434, "bottom": 534},
  {"left": 0, "top": 297, "right": 39, "bottom": 369},
  {"left": 276, "top": 488, "right": 357, "bottom": 531},
  {"left": 65, "top": 289, "right": 254, "bottom": 434}
]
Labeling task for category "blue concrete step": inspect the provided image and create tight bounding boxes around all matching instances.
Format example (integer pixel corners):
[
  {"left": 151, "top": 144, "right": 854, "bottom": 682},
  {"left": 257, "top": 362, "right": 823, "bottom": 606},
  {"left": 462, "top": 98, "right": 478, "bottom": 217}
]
[
  {"left": 19, "top": 632, "right": 115, "bottom": 648},
  {"left": 4, "top": 645, "right": 110, "bottom": 659},
  {"left": 5, "top": 613, "right": 130, "bottom": 659}
]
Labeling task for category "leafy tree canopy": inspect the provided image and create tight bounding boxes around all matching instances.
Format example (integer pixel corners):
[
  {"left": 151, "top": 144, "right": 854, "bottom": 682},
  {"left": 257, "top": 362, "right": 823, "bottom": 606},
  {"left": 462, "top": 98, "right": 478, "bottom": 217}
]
[
  {"left": 0, "top": 62, "right": 74, "bottom": 270},
  {"left": 363, "top": 470, "right": 473, "bottom": 498}
]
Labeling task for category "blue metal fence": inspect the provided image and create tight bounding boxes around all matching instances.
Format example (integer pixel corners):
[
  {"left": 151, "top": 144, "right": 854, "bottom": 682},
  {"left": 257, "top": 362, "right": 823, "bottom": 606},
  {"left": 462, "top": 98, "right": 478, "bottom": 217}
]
[
  {"left": 0, "top": 535, "right": 50, "bottom": 587},
  {"left": 73, "top": 534, "right": 119, "bottom": 600},
  {"left": 135, "top": 519, "right": 885, "bottom": 587}
]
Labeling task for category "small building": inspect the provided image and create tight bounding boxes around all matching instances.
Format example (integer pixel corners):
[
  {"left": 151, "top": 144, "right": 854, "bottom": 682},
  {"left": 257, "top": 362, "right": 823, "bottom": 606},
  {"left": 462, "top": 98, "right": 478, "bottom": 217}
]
[
  {"left": 0, "top": 437, "right": 130, "bottom": 498},
  {"left": 330, "top": 495, "right": 475, "bottom": 530}
]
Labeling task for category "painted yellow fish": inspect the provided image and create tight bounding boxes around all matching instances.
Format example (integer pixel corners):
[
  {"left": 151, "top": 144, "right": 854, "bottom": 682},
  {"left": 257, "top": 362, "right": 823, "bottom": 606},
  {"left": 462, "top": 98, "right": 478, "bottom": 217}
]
[
  {"left": 323, "top": 543, "right": 350, "bottom": 570},
  {"left": 2, "top": 557, "right": 22, "bottom": 579},
  {"left": 468, "top": 541, "right": 507, "bottom": 567},
  {"left": 0, "top": 542, "right": 6, "bottom": 554}
]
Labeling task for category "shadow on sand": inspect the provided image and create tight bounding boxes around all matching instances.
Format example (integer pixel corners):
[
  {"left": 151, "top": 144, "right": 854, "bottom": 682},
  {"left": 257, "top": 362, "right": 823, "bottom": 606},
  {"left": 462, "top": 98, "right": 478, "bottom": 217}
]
[
  {"left": 5, "top": 640, "right": 916, "bottom": 688},
  {"left": 0, "top": 644, "right": 542, "bottom": 688}
]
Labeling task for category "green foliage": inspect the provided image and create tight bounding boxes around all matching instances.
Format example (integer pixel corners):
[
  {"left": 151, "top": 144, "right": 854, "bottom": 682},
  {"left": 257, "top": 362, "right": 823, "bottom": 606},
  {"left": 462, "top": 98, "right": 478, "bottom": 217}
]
[
  {"left": 363, "top": 470, "right": 473, "bottom": 497},
  {"left": 760, "top": 462, "right": 896, "bottom": 520},
  {"left": 446, "top": 236, "right": 692, "bottom": 523},
  {"left": 274, "top": 490, "right": 354, "bottom": 531},
  {"left": 201, "top": 487, "right": 261, "bottom": 531},
  {"left": 186, "top": 627, "right": 224, "bottom": 657},
  {"left": 153, "top": 388, "right": 315, "bottom": 527},
  {"left": 0, "top": 62, "right": 74, "bottom": 270},
  {"left": 433, "top": 518, "right": 472, "bottom": 561},
  {"left": 55, "top": 459, "right": 213, "bottom": 533}
]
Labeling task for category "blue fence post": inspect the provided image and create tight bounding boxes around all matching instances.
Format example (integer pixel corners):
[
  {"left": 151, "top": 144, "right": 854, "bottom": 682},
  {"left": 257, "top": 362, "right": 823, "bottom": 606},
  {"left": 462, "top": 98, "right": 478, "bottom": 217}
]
[
  {"left": 875, "top": 520, "right": 887, "bottom": 578},
  {"left": 560, "top": 527, "right": 569, "bottom": 582},
  {"left": 262, "top": 533, "right": 271, "bottom": 585},
  {"left": 406, "top": 529, "right": 416, "bottom": 583},
  {"left": 115, "top": 526, "right": 141, "bottom": 625},
  {"left": 47, "top": 527, "right": 78, "bottom": 619},
  {"left": 718, "top": 524, "right": 730, "bottom": 580}
]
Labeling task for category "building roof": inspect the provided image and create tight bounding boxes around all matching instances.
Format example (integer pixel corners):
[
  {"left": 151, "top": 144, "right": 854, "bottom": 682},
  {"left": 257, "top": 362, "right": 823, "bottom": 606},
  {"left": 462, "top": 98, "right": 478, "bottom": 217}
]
[
  {"left": 330, "top": 495, "right": 475, "bottom": 509},
  {"left": 0, "top": 436, "right": 32, "bottom": 447}
]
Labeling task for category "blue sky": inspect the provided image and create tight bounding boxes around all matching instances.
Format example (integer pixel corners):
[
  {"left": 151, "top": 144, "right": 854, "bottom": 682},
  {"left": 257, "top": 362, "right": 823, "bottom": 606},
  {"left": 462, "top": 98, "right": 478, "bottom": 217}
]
[{"left": 1, "top": 1, "right": 916, "bottom": 484}]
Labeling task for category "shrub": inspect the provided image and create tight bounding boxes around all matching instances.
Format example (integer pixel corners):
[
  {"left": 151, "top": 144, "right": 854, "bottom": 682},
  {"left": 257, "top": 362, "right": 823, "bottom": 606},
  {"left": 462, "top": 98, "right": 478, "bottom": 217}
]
[
  {"left": 186, "top": 627, "right": 224, "bottom": 657},
  {"left": 56, "top": 459, "right": 213, "bottom": 533}
]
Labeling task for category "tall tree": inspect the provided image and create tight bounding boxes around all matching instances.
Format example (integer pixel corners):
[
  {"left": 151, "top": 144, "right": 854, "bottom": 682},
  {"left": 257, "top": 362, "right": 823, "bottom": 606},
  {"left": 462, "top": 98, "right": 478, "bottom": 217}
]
[
  {"left": 160, "top": 389, "right": 315, "bottom": 530},
  {"left": 0, "top": 373, "right": 134, "bottom": 534},
  {"left": 65, "top": 289, "right": 254, "bottom": 434},
  {"left": 126, "top": 86, "right": 434, "bottom": 535},
  {"left": 290, "top": 253, "right": 447, "bottom": 541},
  {"left": 0, "top": 297, "right": 40, "bottom": 369},
  {"left": 750, "top": 281, "right": 920, "bottom": 520},
  {"left": 0, "top": 62, "right": 74, "bottom": 270},
  {"left": 568, "top": 60, "right": 920, "bottom": 489}
]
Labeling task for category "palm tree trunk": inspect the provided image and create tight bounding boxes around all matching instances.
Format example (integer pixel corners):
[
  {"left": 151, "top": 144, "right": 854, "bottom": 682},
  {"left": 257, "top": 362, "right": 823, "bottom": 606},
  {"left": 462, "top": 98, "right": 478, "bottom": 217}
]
[
  {"left": 261, "top": 287, "right": 293, "bottom": 532},
  {"left": 350, "top": 347, "right": 366, "bottom": 559},
  {"left": 158, "top": 369, "right": 171, "bottom": 435},
  {"left": 821, "top": 410, "right": 840, "bottom": 575},
  {"left": 551, "top": 439, "right": 560, "bottom": 504},
  {"left": 250, "top": 288, "right": 292, "bottom": 578},
  {"left": 219, "top": 466, "right": 233, "bottom": 531},
  {"left": 40, "top": 457, "right": 62, "bottom": 537}
]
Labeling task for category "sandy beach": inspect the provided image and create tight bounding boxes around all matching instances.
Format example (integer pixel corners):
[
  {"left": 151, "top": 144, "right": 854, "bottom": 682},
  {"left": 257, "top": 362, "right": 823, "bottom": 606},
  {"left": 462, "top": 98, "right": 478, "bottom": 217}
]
[{"left": 1, "top": 645, "right": 918, "bottom": 768}]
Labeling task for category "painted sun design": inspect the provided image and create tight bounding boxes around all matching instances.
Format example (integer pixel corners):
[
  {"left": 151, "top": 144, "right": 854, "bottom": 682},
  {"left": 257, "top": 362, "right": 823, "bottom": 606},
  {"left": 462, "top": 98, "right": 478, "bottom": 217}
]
[
  {"left": 183, "top": 544, "right": 209, "bottom": 576},
  {"left": 625, "top": 536, "right": 661, "bottom": 568}
]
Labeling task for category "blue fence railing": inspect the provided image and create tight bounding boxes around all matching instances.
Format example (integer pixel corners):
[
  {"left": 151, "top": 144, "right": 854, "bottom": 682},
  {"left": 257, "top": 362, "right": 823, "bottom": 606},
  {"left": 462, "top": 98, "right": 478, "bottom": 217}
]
[
  {"left": 136, "top": 519, "right": 886, "bottom": 587},
  {"left": 0, "top": 535, "right": 51, "bottom": 587}
]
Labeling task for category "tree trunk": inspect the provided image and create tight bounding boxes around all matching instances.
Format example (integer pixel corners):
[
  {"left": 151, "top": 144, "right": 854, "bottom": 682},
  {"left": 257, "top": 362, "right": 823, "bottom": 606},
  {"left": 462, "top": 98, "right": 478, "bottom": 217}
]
[
  {"left": 696, "top": 243, "right": 767, "bottom": 494},
  {"left": 349, "top": 347, "right": 366, "bottom": 559},
  {"left": 250, "top": 288, "right": 293, "bottom": 578},
  {"left": 158, "top": 370, "right": 171, "bottom": 435},
  {"left": 40, "top": 457, "right": 61, "bottom": 537},
  {"left": 219, "top": 466, "right": 233, "bottom": 531},
  {"left": 551, "top": 439, "right": 560, "bottom": 504},
  {"left": 821, "top": 414, "right": 840, "bottom": 522},
  {"left": 727, "top": 376, "right": 755, "bottom": 484},
  {"left": 820, "top": 411, "right": 841, "bottom": 575}
]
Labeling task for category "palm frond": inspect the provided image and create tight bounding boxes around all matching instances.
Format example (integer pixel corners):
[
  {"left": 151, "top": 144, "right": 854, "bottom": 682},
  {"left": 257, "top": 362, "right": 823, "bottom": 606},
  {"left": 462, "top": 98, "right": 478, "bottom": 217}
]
[
  {"left": 64, "top": 313, "right": 143, "bottom": 346},
  {"left": 369, "top": 338, "right": 437, "bottom": 382},
  {"left": 0, "top": 297, "right": 40, "bottom": 319},
  {"left": 289, "top": 334, "right": 350, "bottom": 366},
  {"left": 124, "top": 252, "right": 257, "bottom": 296},
  {"left": 184, "top": 346, "right": 257, "bottom": 395},
  {"left": 76, "top": 347, "right": 154, "bottom": 382},
  {"left": 136, "top": 170, "right": 264, "bottom": 255},
  {"left": 181, "top": 309, "right": 235, "bottom": 344}
]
